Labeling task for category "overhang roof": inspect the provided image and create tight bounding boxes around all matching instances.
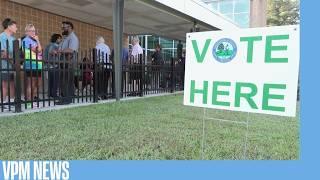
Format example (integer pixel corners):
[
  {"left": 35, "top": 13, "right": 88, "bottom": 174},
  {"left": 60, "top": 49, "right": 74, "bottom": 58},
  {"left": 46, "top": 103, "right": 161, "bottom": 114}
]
[{"left": 11, "top": 0, "right": 239, "bottom": 40}]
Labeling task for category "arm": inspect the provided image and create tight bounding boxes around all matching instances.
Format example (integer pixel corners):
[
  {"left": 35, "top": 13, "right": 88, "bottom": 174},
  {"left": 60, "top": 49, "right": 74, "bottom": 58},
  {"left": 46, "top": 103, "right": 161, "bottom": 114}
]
[
  {"left": 0, "top": 38, "right": 8, "bottom": 58},
  {"left": 63, "top": 36, "right": 79, "bottom": 53},
  {"left": 32, "top": 35, "right": 42, "bottom": 52}
]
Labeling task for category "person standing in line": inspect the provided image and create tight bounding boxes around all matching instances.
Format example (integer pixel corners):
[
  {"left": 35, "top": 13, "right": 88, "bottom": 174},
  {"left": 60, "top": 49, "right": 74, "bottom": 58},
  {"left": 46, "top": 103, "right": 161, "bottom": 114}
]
[
  {"left": 0, "top": 18, "right": 17, "bottom": 108},
  {"left": 95, "top": 36, "right": 111, "bottom": 99},
  {"left": 44, "top": 33, "right": 63, "bottom": 98},
  {"left": 128, "top": 36, "right": 143, "bottom": 96},
  {"left": 151, "top": 44, "right": 163, "bottom": 89},
  {"left": 56, "top": 21, "right": 79, "bottom": 105}
]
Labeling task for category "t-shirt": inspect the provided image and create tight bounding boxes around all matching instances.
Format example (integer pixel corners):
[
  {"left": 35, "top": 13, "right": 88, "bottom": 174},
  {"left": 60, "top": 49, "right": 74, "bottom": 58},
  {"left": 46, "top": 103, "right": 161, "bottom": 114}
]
[
  {"left": 44, "top": 42, "right": 59, "bottom": 61},
  {"left": 44, "top": 42, "right": 60, "bottom": 68},
  {"left": 131, "top": 44, "right": 143, "bottom": 57},
  {"left": 0, "top": 32, "right": 16, "bottom": 71},
  {"left": 131, "top": 44, "right": 143, "bottom": 63},
  {"left": 0, "top": 32, "right": 15, "bottom": 57},
  {"left": 151, "top": 51, "right": 163, "bottom": 65},
  {"left": 60, "top": 32, "right": 79, "bottom": 52},
  {"left": 60, "top": 32, "right": 79, "bottom": 63},
  {"left": 122, "top": 48, "right": 128, "bottom": 64},
  {"left": 110, "top": 48, "right": 129, "bottom": 65},
  {"left": 21, "top": 36, "right": 43, "bottom": 70},
  {"left": 21, "top": 36, "right": 42, "bottom": 60},
  {"left": 95, "top": 43, "right": 110, "bottom": 64}
]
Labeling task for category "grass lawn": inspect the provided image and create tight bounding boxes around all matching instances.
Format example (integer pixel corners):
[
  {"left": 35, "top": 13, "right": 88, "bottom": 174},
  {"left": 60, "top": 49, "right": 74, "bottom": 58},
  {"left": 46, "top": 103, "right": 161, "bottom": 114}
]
[{"left": 0, "top": 94, "right": 299, "bottom": 160}]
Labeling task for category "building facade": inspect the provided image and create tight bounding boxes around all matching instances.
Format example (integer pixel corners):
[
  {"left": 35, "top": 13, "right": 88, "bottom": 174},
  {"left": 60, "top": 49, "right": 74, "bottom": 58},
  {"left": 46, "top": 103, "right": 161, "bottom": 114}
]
[
  {"left": 0, "top": 0, "right": 124, "bottom": 51},
  {"left": 201, "top": 0, "right": 266, "bottom": 28}
]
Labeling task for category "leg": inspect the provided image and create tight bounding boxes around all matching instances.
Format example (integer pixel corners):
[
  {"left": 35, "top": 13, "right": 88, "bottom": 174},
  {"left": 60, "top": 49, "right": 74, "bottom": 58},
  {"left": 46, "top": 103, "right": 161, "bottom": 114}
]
[{"left": 1, "top": 80, "right": 8, "bottom": 101}]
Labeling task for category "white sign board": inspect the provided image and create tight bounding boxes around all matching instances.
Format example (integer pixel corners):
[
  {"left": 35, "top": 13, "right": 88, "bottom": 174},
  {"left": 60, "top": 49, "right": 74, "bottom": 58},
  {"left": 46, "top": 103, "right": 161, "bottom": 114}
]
[{"left": 183, "top": 25, "right": 300, "bottom": 117}]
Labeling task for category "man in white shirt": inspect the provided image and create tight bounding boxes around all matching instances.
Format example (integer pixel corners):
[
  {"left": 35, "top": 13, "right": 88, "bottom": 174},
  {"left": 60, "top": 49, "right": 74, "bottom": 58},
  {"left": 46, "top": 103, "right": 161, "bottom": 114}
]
[
  {"left": 131, "top": 36, "right": 143, "bottom": 58},
  {"left": 95, "top": 36, "right": 111, "bottom": 99},
  {"left": 128, "top": 36, "right": 143, "bottom": 96},
  {"left": 95, "top": 36, "right": 110, "bottom": 65}
]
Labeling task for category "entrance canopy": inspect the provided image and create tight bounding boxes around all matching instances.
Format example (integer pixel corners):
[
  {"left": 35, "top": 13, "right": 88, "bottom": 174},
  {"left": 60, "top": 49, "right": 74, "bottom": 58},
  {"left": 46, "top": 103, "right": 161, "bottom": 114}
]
[{"left": 11, "top": 0, "right": 239, "bottom": 40}]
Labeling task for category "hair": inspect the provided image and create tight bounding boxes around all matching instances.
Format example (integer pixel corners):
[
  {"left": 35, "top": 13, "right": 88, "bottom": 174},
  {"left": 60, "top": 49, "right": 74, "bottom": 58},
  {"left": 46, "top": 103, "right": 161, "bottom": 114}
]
[
  {"left": 2, "top": 18, "right": 16, "bottom": 29},
  {"left": 50, "top": 33, "right": 62, "bottom": 43},
  {"left": 24, "top": 24, "right": 35, "bottom": 32},
  {"left": 96, "top": 36, "right": 105, "bottom": 45},
  {"left": 62, "top": 21, "right": 74, "bottom": 29},
  {"left": 155, "top": 44, "right": 161, "bottom": 50},
  {"left": 132, "top": 36, "right": 140, "bottom": 44}
]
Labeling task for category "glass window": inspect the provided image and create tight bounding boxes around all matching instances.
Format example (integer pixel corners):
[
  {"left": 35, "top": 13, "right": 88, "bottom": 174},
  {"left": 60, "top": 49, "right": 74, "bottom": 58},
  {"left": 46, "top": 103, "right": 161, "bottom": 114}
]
[
  {"left": 234, "top": 0, "right": 249, "bottom": 13},
  {"left": 160, "top": 38, "right": 173, "bottom": 49},
  {"left": 219, "top": 0, "right": 233, "bottom": 14},
  {"left": 224, "top": 13, "right": 234, "bottom": 21},
  {"left": 174, "top": 40, "right": 178, "bottom": 49},
  {"left": 147, "top": 36, "right": 158, "bottom": 50},
  {"left": 234, "top": 13, "right": 249, "bottom": 28}
]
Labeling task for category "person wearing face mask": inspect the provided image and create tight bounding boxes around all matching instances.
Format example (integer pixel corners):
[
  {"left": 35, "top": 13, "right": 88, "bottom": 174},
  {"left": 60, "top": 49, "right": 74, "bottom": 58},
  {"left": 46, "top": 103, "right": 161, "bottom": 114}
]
[
  {"left": 56, "top": 21, "right": 79, "bottom": 105},
  {"left": 0, "top": 18, "right": 17, "bottom": 109}
]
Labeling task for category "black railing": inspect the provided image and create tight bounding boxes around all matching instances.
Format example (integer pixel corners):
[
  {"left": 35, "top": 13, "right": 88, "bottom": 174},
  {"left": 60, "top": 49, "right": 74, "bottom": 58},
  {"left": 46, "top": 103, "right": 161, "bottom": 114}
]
[{"left": 0, "top": 40, "right": 184, "bottom": 113}]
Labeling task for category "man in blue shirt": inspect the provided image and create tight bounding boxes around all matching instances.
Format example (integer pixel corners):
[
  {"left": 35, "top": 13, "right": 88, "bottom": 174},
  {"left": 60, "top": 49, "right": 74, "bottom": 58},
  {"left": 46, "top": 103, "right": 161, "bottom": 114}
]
[
  {"left": 56, "top": 21, "right": 79, "bottom": 105},
  {"left": 0, "top": 18, "right": 17, "bottom": 105}
]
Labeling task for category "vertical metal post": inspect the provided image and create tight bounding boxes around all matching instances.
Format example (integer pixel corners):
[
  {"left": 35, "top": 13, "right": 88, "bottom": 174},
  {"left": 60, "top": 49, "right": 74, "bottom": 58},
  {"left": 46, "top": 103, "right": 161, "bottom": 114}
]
[
  {"left": 171, "top": 58, "right": 175, "bottom": 93},
  {"left": 93, "top": 48, "right": 98, "bottom": 103},
  {"left": 243, "top": 112, "right": 250, "bottom": 159},
  {"left": 13, "top": 40, "right": 22, "bottom": 113},
  {"left": 201, "top": 108, "right": 206, "bottom": 160},
  {"left": 145, "top": 35, "right": 148, "bottom": 65},
  {"left": 139, "top": 54, "right": 144, "bottom": 97},
  {"left": 113, "top": 0, "right": 124, "bottom": 101}
]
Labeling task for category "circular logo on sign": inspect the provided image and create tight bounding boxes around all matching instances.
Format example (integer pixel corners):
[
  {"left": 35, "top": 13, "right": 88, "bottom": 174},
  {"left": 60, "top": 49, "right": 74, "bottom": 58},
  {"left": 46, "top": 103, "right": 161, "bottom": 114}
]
[{"left": 212, "top": 38, "right": 237, "bottom": 63}]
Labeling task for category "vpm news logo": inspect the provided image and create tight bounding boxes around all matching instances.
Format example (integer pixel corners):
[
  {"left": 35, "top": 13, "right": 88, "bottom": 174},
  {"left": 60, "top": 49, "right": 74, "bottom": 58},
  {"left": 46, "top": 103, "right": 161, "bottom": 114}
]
[
  {"left": 1, "top": 161, "right": 70, "bottom": 180},
  {"left": 212, "top": 38, "right": 237, "bottom": 63}
]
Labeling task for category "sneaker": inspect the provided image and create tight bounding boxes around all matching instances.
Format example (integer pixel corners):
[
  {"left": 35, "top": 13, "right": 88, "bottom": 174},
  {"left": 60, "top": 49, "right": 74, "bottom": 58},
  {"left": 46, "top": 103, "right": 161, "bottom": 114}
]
[
  {"left": 26, "top": 103, "right": 32, "bottom": 109},
  {"left": 33, "top": 102, "right": 39, "bottom": 108},
  {"left": 2, "top": 101, "right": 14, "bottom": 109}
]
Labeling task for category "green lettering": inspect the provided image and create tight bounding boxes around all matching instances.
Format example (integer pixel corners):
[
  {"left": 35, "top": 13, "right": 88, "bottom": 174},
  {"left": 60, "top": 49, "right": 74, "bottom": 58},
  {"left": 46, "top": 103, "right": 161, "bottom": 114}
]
[
  {"left": 235, "top": 82, "right": 258, "bottom": 109},
  {"left": 190, "top": 80, "right": 208, "bottom": 104},
  {"left": 212, "top": 81, "right": 230, "bottom": 107},
  {"left": 192, "top": 39, "right": 211, "bottom": 63},
  {"left": 240, "top": 36, "right": 262, "bottom": 63},
  {"left": 265, "top": 35, "right": 289, "bottom": 63},
  {"left": 262, "top": 84, "right": 286, "bottom": 112}
]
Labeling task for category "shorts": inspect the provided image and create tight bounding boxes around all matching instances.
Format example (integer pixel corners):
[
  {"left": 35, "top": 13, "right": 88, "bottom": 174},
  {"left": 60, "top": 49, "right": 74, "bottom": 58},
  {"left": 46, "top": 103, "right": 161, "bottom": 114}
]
[
  {"left": 0, "top": 73, "right": 14, "bottom": 81},
  {"left": 1, "top": 60, "right": 14, "bottom": 81},
  {"left": 1, "top": 60, "right": 13, "bottom": 69},
  {"left": 25, "top": 71, "right": 42, "bottom": 78}
]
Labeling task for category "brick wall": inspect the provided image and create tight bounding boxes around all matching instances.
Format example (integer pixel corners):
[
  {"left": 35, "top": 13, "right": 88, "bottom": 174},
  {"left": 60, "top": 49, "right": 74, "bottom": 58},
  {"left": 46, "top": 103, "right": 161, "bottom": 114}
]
[{"left": 0, "top": 0, "right": 127, "bottom": 51}]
